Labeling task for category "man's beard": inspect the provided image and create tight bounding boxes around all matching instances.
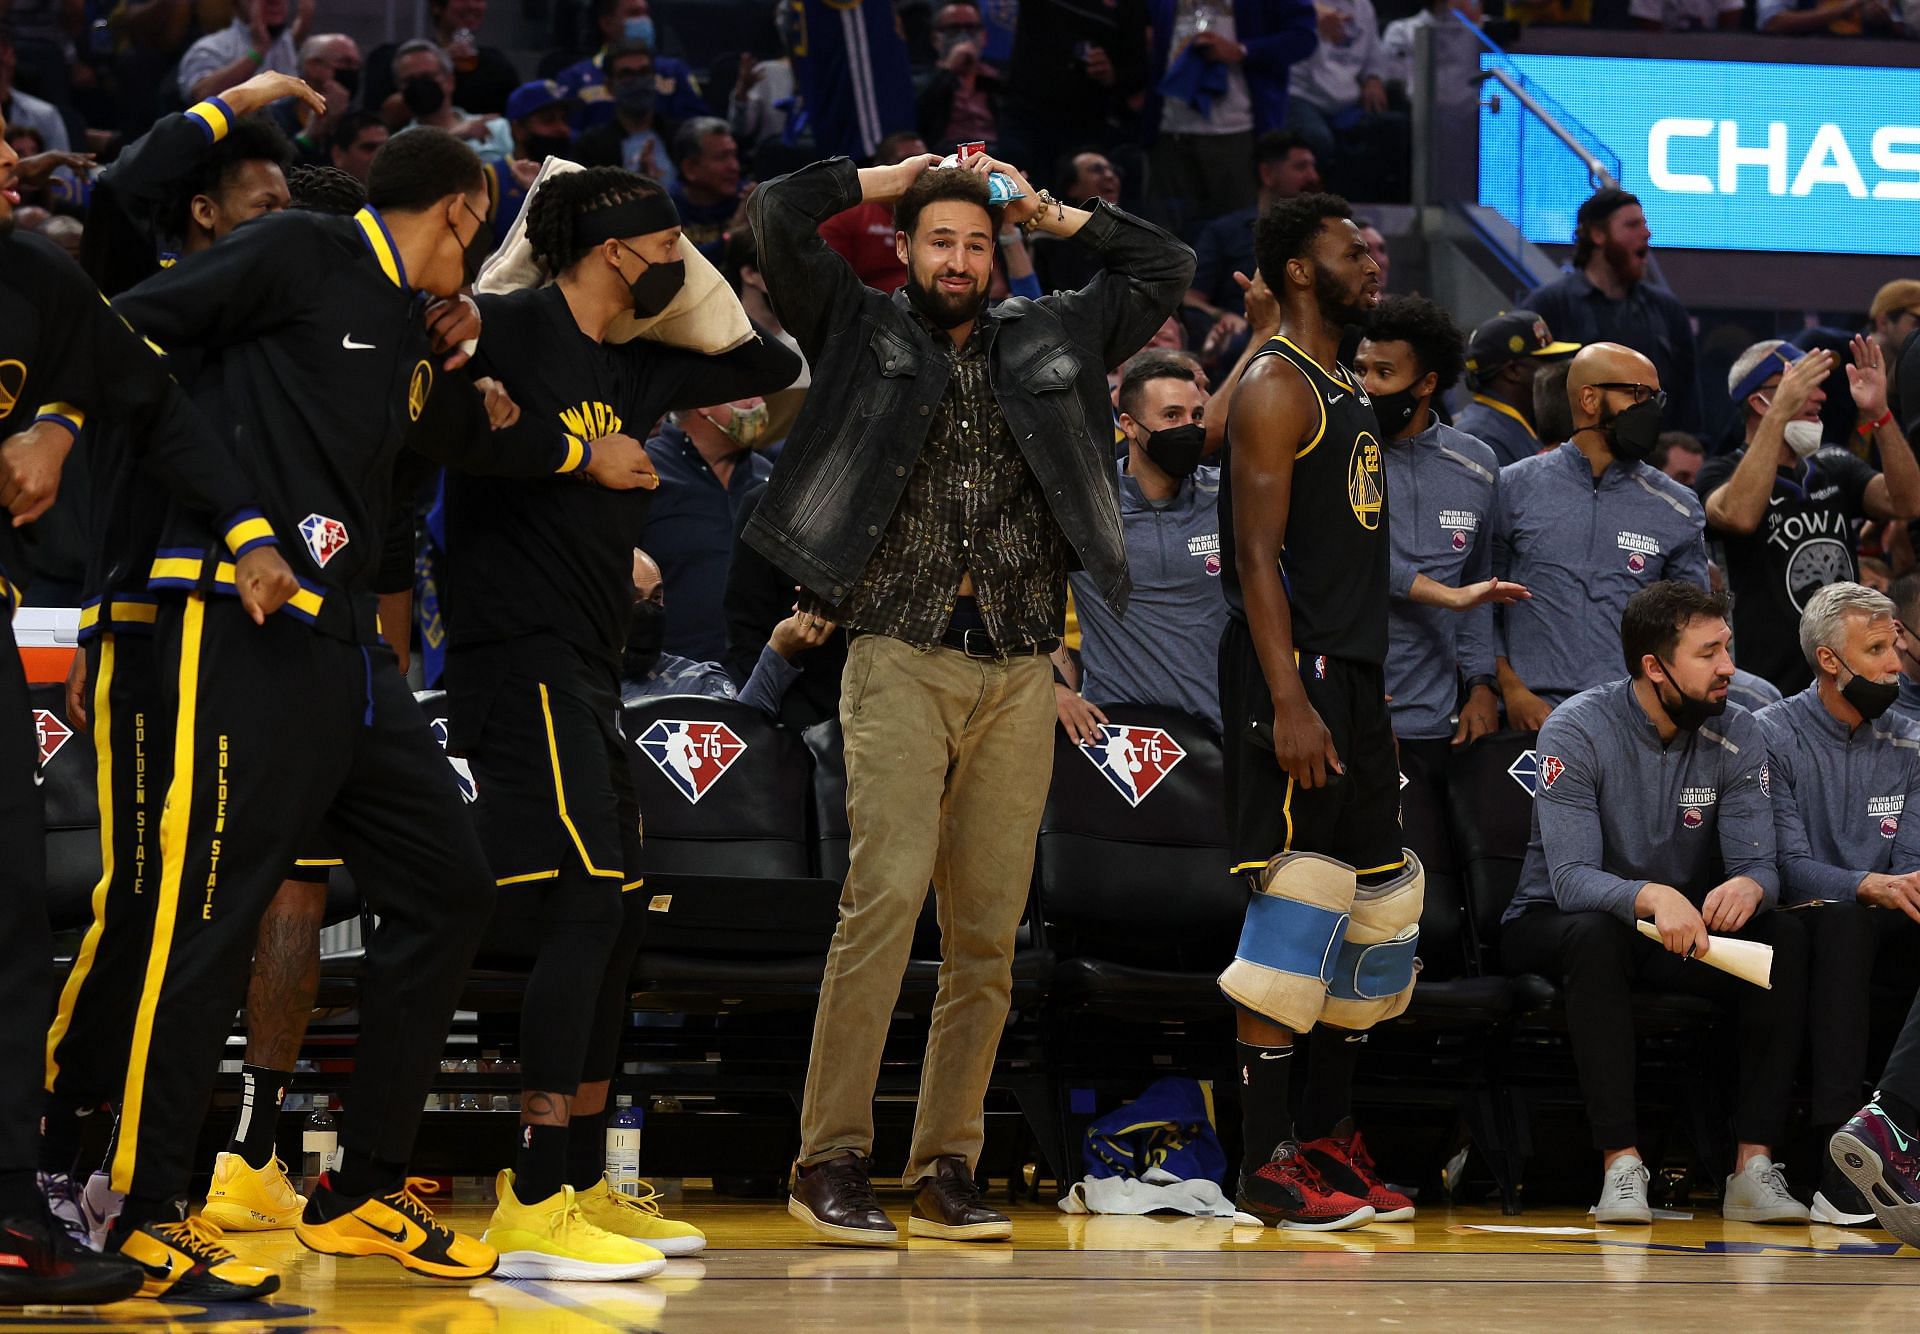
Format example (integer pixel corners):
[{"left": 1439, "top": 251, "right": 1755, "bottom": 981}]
[
  {"left": 905, "top": 269, "right": 987, "bottom": 330},
  {"left": 1311, "top": 261, "right": 1368, "bottom": 329},
  {"left": 1603, "top": 237, "right": 1642, "bottom": 278}
]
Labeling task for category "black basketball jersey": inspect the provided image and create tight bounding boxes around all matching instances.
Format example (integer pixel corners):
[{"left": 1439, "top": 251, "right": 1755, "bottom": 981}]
[{"left": 1220, "top": 334, "right": 1390, "bottom": 666}]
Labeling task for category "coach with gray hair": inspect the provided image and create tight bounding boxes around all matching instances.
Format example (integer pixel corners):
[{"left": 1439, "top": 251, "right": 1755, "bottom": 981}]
[
  {"left": 1697, "top": 334, "right": 1920, "bottom": 693},
  {"left": 1756, "top": 580, "right": 1920, "bottom": 1226}
]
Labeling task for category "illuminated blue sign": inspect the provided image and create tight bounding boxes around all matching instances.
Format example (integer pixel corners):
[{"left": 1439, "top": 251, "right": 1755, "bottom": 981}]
[{"left": 1478, "top": 53, "right": 1920, "bottom": 256}]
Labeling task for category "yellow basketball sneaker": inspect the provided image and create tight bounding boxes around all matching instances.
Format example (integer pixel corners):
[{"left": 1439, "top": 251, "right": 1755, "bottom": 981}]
[
  {"left": 575, "top": 1177, "right": 707, "bottom": 1256},
  {"left": 296, "top": 1175, "right": 497, "bottom": 1280},
  {"left": 483, "top": 1170, "right": 668, "bottom": 1281},
  {"left": 117, "top": 1215, "right": 280, "bottom": 1302},
  {"left": 200, "top": 1152, "right": 307, "bottom": 1231}
]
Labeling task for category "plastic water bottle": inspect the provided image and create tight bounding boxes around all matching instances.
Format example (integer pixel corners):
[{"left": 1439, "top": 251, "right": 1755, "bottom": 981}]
[
  {"left": 302, "top": 1098, "right": 338, "bottom": 1195},
  {"left": 606, "top": 1097, "right": 644, "bottom": 1196}
]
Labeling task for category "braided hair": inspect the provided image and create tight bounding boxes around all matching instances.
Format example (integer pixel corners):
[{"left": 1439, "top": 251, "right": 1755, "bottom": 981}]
[
  {"left": 287, "top": 163, "right": 367, "bottom": 217},
  {"left": 523, "top": 166, "right": 665, "bottom": 275}
]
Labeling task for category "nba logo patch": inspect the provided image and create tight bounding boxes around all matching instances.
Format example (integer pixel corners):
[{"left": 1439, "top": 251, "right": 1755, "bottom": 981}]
[
  {"left": 1682, "top": 808, "right": 1704, "bottom": 829},
  {"left": 299, "top": 513, "right": 350, "bottom": 568},
  {"left": 1078, "top": 724, "right": 1186, "bottom": 807},
  {"left": 427, "top": 717, "right": 478, "bottom": 803},
  {"left": 1626, "top": 552, "right": 1646, "bottom": 573},
  {"left": 32, "top": 709, "right": 71, "bottom": 767},
  {"left": 1451, "top": 531, "right": 1468, "bottom": 552},
  {"left": 1883, "top": 815, "right": 1900, "bottom": 839},
  {"left": 1312, "top": 655, "right": 1328, "bottom": 680},
  {"left": 638, "top": 720, "right": 747, "bottom": 804}
]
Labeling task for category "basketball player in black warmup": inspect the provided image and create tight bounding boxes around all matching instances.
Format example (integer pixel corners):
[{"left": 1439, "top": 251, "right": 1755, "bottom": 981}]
[{"left": 1215, "top": 193, "right": 1423, "bottom": 1229}]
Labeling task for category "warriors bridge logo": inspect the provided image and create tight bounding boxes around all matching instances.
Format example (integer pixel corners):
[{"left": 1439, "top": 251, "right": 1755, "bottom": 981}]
[
  {"left": 1078, "top": 724, "right": 1186, "bottom": 807},
  {"left": 638, "top": 720, "right": 748, "bottom": 804}
]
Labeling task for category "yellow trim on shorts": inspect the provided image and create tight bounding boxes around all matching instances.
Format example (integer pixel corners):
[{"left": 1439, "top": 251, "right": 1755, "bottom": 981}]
[
  {"left": 292, "top": 858, "right": 345, "bottom": 868},
  {"left": 45, "top": 637, "right": 114, "bottom": 1088},
  {"left": 113, "top": 594, "right": 206, "bottom": 1191},
  {"left": 496, "top": 869, "right": 561, "bottom": 886},
  {"left": 622, "top": 878, "right": 645, "bottom": 892},
  {"left": 537, "top": 682, "right": 625, "bottom": 880}
]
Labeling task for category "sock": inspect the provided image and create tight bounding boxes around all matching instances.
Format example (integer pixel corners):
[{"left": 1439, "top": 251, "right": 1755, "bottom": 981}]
[
  {"left": 1877, "top": 1089, "right": 1920, "bottom": 1135},
  {"left": 515, "top": 1124, "right": 569, "bottom": 1204},
  {"left": 227, "top": 1065, "right": 291, "bottom": 1169},
  {"left": 1299, "top": 1031, "right": 1368, "bottom": 1141},
  {"left": 567, "top": 1108, "right": 610, "bottom": 1189},
  {"left": 1236, "top": 1040, "right": 1294, "bottom": 1179},
  {"left": 331, "top": 1152, "right": 405, "bottom": 1204}
]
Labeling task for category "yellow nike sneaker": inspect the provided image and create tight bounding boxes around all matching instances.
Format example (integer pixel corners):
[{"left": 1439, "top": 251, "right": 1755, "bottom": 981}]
[
  {"left": 117, "top": 1215, "right": 280, "bottom": 1302},
  {"left": 296, "top": 1175, "right": 497, "bottom": 1280},
  {"left": 200, "top": 1152, "right": 307, "bottom": 1231},
  {"left": 575, "top": 1177, "right": 707, "bottom": 1256},
  {"left": 482, "top": 1170, "right": 668, "bottom": 1281}
]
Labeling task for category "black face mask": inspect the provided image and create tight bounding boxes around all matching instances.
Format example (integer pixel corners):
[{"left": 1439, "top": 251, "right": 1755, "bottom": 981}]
[
  {"left": 623, "top": 599, "right": 666, "bottom": 678},
  {"left": 611, "top": 77, "right": 656, "bottom": 120},
  {"left": 334, "top": 66, "right": 361, "bottom": 97},
  {"left": 1369, "top": 385, "right": 1423, "bottom": 437},
  {"left": 402, "top": 75, "right": 447, "bottom": 117},
  {"left": 1140, "top": 422, "right": 1205, "bottom": 479},
  {"left": 452, "top": 199, "right": 491, "bottom": 284},
  {"left": 1597, "top": 398, "right": 1663, "bottom": 462},
  {"left": 523, "top": 132, "right": 573, "bottom": 163},
  {"left": 1654, "top": 657, "right": 1726, "bottom": 733},
  {"left": 617, "top": 242, "right": 685, "bottom": 317},
  {"left": 1838, "top": 659, "right": 1901, "bottom": 722}
]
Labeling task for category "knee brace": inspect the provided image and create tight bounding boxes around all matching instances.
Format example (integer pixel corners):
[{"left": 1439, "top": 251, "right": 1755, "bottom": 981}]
[
  {"left": 1218, "top": 853, "right": 1356, "bottom": 1034},
  {"left": 1318, "top": 852, "right": 1424, "bottom": 1031}
]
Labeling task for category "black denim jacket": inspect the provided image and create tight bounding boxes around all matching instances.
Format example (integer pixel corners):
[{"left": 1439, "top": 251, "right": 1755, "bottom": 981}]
[{"left": 741, "top": 157, "right": 1196, "bottom": 619}]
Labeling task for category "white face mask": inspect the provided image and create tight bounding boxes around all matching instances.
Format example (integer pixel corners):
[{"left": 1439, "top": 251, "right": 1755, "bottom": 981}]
[{"left": 1783, "top": 418, "right": 1823, "bottom": 459}]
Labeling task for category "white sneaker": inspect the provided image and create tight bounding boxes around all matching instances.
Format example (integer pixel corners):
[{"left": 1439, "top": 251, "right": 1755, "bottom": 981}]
[
  {"left": 1722, "top": 1156, "right": 1810, "bottom": 1224},
  {"left": 1592, "top": 1154, "right": 1652, "bottom": 1224},
  {"left": 80, "top": 1171, "right": 123, "bottom": 1250},
  {"left": 36, "top": 1171, "right": 92, "bottom": 1251}
]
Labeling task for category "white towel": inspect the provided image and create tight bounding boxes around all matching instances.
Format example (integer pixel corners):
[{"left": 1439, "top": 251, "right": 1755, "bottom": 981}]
[
  {"left": 1058, "top": 1168, "right": 1238, "bottom": 1219},
  {"left": 475, "top": 156, "right": 755, "bottom": 356}
]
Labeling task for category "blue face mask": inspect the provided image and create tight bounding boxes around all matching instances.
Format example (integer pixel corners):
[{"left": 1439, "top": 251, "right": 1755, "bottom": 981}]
[{"left": 621, "top": 15, "right": 655, "bottom": 46}]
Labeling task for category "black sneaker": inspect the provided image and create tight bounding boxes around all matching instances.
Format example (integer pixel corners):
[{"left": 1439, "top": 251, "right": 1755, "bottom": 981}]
[
  {"left": 0, "top": 1210, "right": 145, "bottom": 1305},
  {"left": 1813, "top": 1156, "right": 1877, "bottom": 1227}
]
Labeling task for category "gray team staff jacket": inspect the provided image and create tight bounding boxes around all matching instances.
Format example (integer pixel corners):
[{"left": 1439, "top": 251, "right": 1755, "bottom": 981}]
[
  {"left": 1504, "top": 680, "right": 1778, "bottom": 924},
  {"left": 740, "top": 156, "right": 1196, "bottom": 613},
  {"left": 1494, "top": 442, "right": 1709, "bottom": 702},
  {"left": 1386, "top": 414, "right": 1500, "bottom": 741},
  {"left": 1757, "top": 684, "right": 1920, "bottom": 905}
]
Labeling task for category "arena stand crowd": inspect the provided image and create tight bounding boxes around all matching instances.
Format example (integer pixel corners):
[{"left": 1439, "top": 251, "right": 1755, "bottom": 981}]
[{"left": 8, "top": 0, "right": 1920, "bottom": 1305}]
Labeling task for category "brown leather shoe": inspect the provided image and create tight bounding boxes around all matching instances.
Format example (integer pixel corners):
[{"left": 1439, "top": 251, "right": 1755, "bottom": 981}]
[
  {"left": 908, "top": 1157, "right": 1012, "bottom": 1241},
  {"left": 787, "top": 1153, "right": 899, "bottom": 1245}
]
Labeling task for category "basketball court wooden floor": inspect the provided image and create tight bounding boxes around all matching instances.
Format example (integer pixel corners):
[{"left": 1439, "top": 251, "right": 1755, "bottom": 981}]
[{"left": 4, "top": 1192, "right": 1915, "bottom": 1332}]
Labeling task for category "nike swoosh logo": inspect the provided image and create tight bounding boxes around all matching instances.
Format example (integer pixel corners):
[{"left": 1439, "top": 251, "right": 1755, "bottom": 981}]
[
  {"left": 138, "top": 1255, "right": 176, "bottom": 1280},
  {"left": 342, "top": 334, "right": 375, "bottom": 350},
  {"left": 1327, "top": 393, "right": 1346, "bottom": 404},
  {"left": 1889, "top": 1116, "right": 1912, "bottom": 1152},
  {"left": 1256, "top": 1051, "right": 1289, "bottom": 1060},
  {"left": 362, "top": 1217, "right": 414, "bottom": 1244}
]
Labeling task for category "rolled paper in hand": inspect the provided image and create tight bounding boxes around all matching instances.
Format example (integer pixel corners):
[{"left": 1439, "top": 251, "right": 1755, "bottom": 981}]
[{"left": 1635, "top": 919, "right": 1773, "bottom": 989}]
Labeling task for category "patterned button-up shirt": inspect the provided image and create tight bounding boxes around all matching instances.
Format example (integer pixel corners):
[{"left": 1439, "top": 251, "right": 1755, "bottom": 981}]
[{"left": 842, "top": 320, "right": 1069, "bottom": 649}]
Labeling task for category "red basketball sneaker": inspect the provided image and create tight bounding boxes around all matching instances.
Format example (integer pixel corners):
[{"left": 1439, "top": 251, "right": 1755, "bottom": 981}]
[
  {"left": 1301, "top": 1121, "right": 1415, "bottom": 1222},
  {"left": 1235, "top": 1141, "right": 1375, "bottom": 1231}
]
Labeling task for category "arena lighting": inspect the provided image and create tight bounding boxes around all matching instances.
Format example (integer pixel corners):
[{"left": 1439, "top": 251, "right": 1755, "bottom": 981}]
[{"left": 1479, "top": 53, "right": 1920, "bottom": 256}]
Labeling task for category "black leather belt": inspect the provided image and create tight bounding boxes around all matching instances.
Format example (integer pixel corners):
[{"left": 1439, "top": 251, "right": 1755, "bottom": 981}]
[{"left": 940, "top": 627, "right": 1061, "bottom": 659}]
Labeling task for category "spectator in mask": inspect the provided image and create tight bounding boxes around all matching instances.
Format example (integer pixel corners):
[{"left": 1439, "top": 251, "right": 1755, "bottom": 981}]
[
  {"left": 918, "top": 2, "right": 1002, "bottom": 151},
  {"left": 1697, "top": 337, "right": 1920, "bottom": 695},
  {"left": 640, "top": 397, "right": 777, "bottom": 661},
  {"left": 622, "top": 549, "right": 834, "bottom": 710},
  {"left": 363, "top": 0, "right": 524, "bottom": 118},
  {"left": 1058, "top": 351, "right": 1226, "bottom": 739},
  {"left": 574, "top": 41, "right": 674, "bottom": 183},
  {"left": 279, "top": 34, "right": 362, "bottom": 165},
  {"left": 1494, "top": 343, "right": 1708, "bottom": 731},
  {"left": 391, "top": 39, "right": 515, "bottom": 162},
  {"left": 556, "top": 0, "right": 708, "bottom": 132},
  {"left": 506, "top": 79, "right": 576, "bottom": 170}
]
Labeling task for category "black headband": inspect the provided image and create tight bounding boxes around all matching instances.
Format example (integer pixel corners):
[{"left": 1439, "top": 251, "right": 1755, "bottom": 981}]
[{"left": 573, "top": 191, "right": 681, "bottom": 247}]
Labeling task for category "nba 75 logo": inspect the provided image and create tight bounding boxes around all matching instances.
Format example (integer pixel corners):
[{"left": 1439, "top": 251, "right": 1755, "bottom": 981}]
[
  {"left": 638, "top": 720, "right": 748, "bottom": 804},
  {"left": 1078, "top": 724, "right": 1186, "bottom": 807},
  {"left": 299, "top": 513, "right": 351, "bottom": 568},
  {"left": 427, "top": 717, "right": 478, "bottom": 803},
  {"left": 32, "top": 709, "right": 72, "bottom": 767}
]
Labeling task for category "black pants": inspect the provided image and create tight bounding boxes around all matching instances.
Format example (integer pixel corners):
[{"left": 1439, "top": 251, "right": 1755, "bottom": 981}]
[
  {"left": 1879, "top": 981, "right": 1920, "bottom": 1111},
  {"left": 1798, "top": 901, "right": 1920, "bottom": 1126},
  {"left": 45, "top": 632, "right": 166, "bottom": 1110},
  {"left": 108, "top": 596, "right": 494, "bottom": 1205},
  {"left": 1502, "top": 906, "right": 1809, "bottom": 1151},
  {"left": 0, "top": 616, "right": 53, "bottom": 1184},
  {"left": 450, "top": 636, "right": 644, "bottom": 1096}
]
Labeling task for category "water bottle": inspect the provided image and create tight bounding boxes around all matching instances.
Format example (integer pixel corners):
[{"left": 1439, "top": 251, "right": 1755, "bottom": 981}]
[
  {"left": 301, "top": 1098, "right": 339, "bottom": 1195},
  {"left": 605, "top": 1097, "right": 643, "bottom": 1196}
]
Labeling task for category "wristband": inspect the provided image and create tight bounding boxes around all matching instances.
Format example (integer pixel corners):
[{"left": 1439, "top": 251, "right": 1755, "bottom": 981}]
[{"left": 1859, "top": 409, "right": 1894, "bottom": 435}]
